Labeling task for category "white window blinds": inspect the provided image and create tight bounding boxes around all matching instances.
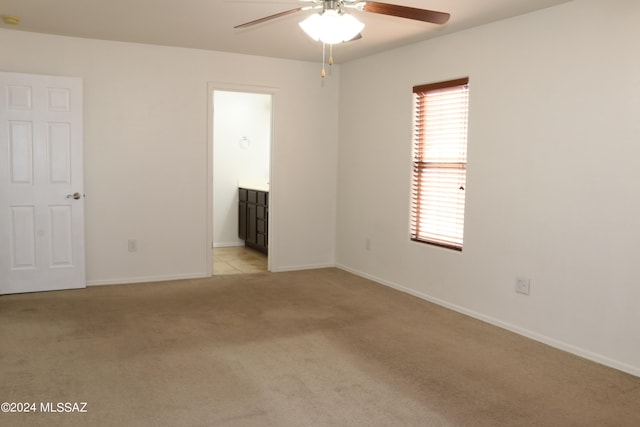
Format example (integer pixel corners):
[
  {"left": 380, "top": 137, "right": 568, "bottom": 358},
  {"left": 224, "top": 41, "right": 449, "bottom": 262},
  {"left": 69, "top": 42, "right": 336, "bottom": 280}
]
[{"left": 411, "top": 78, "right": 469, "bottom": 251}]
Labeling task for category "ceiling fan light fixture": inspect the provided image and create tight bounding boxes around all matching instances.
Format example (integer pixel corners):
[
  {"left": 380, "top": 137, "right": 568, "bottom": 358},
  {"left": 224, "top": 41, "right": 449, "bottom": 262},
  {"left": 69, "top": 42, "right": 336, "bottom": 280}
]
[
  {"left": 299, "top": 10, "right": 364, "bottom": 45},
  {"left": 235, "top": 1, "right": 450, "bottom": 78}
]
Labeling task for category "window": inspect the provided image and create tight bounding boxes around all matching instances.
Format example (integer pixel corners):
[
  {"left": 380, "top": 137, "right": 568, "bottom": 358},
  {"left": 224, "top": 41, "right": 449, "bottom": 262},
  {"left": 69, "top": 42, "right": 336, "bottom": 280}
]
[{"left": 410, "top": 78, "right": 469, "bottom": 251}]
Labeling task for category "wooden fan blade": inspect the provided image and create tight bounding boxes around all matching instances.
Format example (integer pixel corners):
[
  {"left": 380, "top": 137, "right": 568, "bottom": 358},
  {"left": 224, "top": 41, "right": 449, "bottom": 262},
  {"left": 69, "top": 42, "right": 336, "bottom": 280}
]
[
  {"left": 362, "top": 2, "right": 450, "bottom": 25},
  {"left": 234, "top": 7, "right": 304, "bottom": 29}
]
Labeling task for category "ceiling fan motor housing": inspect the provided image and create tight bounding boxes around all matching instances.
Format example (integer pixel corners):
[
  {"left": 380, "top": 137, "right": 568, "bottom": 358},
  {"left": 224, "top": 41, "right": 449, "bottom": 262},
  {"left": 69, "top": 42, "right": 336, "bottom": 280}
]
[{"left": 323, "top": 0, "right": 345, "bottom": 14}]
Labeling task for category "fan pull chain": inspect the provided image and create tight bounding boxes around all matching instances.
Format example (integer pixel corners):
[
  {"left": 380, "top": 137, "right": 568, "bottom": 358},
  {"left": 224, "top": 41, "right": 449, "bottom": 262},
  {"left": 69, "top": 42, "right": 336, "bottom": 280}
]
[
  {"left": 321, "top": 42, "right": 326, "bottom": 78},
  {"left": 329, "top": 44, "right": 334, "bottom": 66}
]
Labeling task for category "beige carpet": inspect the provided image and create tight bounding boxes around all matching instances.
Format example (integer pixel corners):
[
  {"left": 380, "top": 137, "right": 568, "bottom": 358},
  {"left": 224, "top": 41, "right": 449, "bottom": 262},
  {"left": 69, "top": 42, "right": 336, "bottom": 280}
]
[{"left": 1, "top": 268, "right": 639, "bottom": 426}]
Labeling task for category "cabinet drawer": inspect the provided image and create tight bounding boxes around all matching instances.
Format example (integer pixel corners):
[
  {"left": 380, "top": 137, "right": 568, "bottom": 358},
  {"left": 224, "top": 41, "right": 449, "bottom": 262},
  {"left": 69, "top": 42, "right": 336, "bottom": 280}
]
[
  {"left": 257, "top": 191, "right": 268, "bottom": 206},
  {"left": 247, "top": 190, "right": 257, "bottom": 203},
  {"left": 239, "top": 188, "right": 248, "bottom": 201}
]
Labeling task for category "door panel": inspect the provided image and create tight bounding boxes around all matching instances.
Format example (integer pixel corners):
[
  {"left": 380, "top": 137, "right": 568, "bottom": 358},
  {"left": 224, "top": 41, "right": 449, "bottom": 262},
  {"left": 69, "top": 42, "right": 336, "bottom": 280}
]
[
  {"left": 49, "top": 205, "right": 74, "bottom": 267},
  {"left": 10, "top": 206, "right": 36, "bottom": 269},
  {"left": 48, "top": 122, "right": 71, "bottom": 183},
  {"left": 247, "top": 203, "right": 257, "bottom": 244},
  {"left": 0, "top": 72, "right": 85, "bottom": 294},
  {"left": 9, "top": 121, "right": 33, "bottom": 183}
]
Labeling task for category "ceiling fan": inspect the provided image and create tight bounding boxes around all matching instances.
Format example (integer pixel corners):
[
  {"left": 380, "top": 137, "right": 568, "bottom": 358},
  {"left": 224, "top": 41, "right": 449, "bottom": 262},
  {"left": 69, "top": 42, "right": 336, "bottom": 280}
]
[
  {"left": 234, "top": 1, "right": 450, "bottom": 30},
  {"left": 234, "top": 1, "right": 450, "bottom": 76}
]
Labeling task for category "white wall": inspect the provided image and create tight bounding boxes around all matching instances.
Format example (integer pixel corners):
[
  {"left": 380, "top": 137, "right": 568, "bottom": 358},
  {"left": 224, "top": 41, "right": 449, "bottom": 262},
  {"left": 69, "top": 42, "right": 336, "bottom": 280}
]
[
  {"left": 0, "top": 28, "right": 339, "bottom": 283},
  {"left": 336, "top": 0, "right": 640, "bottom": 376},
  {"left": 213, "top": 91, "right": 271, "bottom": 247}
]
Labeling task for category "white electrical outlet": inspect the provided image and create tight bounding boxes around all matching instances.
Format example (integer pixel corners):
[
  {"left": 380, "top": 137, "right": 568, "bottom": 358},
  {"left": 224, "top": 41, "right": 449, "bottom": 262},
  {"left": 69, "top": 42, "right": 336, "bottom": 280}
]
[
  {"left": 515, "top": 277, "right": 530, "bottom": 295},
  {"left": 128, "top": 239, "right": 137, "bottom": 253}
]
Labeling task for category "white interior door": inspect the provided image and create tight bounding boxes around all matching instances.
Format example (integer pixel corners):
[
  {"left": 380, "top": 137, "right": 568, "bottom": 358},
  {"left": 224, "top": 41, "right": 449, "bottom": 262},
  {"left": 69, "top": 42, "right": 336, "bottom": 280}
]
[{"left": 0, "top": 72, "right": 85, "bottom": 294}]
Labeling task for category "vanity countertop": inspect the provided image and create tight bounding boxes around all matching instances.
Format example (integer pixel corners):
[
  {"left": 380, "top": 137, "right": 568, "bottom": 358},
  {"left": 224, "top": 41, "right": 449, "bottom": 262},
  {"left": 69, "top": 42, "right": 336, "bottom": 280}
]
[{"left": 238, "top": 180, "right": 269, "bottom": 192}]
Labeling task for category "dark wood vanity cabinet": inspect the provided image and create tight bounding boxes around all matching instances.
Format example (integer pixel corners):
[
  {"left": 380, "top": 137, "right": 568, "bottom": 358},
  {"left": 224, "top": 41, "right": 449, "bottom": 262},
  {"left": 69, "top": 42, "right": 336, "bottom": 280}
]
[{"left": 238, "top": 188, "right": 268, "bottom": 254}]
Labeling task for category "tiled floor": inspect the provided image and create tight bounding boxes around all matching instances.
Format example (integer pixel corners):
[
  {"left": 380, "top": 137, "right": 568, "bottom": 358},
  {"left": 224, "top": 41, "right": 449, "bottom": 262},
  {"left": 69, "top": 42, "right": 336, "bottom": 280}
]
[{"left": 213, "top": 246, "right": 268, "bottom": 275}]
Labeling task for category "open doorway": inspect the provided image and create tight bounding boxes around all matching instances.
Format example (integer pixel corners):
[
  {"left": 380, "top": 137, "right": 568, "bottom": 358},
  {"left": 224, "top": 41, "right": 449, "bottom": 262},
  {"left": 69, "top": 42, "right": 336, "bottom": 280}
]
[{"left": 211, "top": 89, "right": 272, "bottom": 275}]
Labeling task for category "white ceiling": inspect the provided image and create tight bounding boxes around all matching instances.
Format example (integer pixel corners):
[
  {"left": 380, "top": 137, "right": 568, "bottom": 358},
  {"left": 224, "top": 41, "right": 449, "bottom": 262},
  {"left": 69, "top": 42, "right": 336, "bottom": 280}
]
[{"left": 0, "top": 0, "right": 572, "bottom": 63}]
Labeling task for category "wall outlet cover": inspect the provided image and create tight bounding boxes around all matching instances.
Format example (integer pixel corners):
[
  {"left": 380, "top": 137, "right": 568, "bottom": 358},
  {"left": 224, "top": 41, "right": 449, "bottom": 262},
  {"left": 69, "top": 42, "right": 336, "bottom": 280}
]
[{"left": 516, "top": 277, "right": 531, "bottom": 295}]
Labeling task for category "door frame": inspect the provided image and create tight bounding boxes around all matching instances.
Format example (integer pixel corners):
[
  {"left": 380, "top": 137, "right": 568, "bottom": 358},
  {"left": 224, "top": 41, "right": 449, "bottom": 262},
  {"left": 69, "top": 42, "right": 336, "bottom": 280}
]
[{"left": 206, "top": 82, "right": 277, "bottom": 276}]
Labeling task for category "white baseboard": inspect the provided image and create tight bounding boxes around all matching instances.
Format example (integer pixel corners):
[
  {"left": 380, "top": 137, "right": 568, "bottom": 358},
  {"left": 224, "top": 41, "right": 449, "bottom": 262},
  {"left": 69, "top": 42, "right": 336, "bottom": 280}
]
[
  {"left": 270, "top": 263, "right": 335, "bottom": 273},
  {"left": 213, "top": 242, "right": 244, "bottom": 248},
  {"left": 87, "top": 272, "right": 209, "bottom": 287},
  {"left": 336, "top": 264, "right": 640, "bottom": 378}
]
